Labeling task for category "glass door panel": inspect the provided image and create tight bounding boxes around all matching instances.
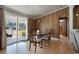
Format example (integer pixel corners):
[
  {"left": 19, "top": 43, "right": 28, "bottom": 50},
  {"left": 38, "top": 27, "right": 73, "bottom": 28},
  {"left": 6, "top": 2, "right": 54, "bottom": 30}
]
[
  {"left": 18, "top": 16, "right": 27, "bottom": 41},
  {"left": 6, "top": 15, "right": 17, "bottom": 45}
]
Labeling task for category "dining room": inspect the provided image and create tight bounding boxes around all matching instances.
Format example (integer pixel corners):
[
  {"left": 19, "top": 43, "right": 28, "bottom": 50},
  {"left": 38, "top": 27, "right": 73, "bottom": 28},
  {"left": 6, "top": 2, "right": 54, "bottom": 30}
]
[{"left": 0, "top": 5, "right": 76, "bottom": 54}]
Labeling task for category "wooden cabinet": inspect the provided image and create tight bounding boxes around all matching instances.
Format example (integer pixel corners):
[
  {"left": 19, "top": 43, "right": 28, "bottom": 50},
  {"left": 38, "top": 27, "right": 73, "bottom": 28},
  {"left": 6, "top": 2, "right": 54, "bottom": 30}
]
[{"left": 73, "top": 5, "right": 79, "bottom": 29}]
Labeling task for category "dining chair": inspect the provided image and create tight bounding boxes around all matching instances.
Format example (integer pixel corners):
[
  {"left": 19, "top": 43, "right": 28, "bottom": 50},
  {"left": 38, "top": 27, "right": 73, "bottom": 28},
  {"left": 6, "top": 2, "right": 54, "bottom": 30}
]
[
  {"left": 42, "top": 30, "right": 53, "bottom": 47},
  {"left": 29, "top": 34, "right": 43, "bottom": 53}
]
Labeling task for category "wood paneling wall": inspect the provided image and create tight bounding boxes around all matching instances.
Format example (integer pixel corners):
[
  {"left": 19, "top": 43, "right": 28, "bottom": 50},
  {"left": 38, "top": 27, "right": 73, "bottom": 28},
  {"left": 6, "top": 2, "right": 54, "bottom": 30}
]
[
  {"left": 28, "top": 18, "right": 36, "bottom": 35},
  {"left": 35, "top": 7, "right": 69, "bottom": 38}
]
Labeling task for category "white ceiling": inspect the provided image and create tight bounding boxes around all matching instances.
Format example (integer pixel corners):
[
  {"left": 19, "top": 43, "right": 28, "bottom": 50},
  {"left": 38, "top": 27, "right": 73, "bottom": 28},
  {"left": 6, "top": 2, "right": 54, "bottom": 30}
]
[{"left": 4, "top": 5, "right": 68, "bottom": 18}]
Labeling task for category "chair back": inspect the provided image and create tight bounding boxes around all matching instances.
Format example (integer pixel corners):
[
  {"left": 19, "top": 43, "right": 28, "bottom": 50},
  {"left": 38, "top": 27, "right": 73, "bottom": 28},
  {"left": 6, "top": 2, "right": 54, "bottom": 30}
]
[{"left": 47, "top": 29, "right": 53, "bottom": 39}]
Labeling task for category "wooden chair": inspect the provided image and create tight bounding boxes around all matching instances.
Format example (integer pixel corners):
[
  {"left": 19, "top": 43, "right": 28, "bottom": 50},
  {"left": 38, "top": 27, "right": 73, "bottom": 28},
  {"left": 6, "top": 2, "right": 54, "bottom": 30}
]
[
  {"left": 29, "top": 33, "right": 43, "bottom": 53},
  {"left": 42, "top": 29, "right": 53, "bottom": 47}
]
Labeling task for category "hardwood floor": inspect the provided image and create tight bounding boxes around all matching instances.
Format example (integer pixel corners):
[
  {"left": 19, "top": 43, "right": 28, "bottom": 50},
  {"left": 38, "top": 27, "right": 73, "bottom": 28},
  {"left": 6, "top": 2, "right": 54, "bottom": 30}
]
[{"left": 0, "top": 37, "right": 75, "bottom": 54}]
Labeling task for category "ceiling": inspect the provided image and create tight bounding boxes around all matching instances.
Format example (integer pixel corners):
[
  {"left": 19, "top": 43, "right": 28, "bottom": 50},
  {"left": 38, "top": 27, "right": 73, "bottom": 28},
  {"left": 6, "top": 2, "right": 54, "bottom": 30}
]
[{"left": 4, "top": 5, "right": 68, "bottom": 18}]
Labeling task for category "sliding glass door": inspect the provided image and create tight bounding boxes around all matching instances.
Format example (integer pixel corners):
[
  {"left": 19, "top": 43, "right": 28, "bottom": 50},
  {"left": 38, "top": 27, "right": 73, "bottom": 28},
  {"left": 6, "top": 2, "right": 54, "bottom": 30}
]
[{"left": 5, "top": 13, "right": 28, "bottom": 45}]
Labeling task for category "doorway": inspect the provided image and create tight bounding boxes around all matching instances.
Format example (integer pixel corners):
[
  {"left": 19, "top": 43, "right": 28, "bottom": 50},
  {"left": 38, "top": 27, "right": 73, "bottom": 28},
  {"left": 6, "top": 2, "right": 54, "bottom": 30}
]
[{"left": 59, "top": 17, "right": 68, "bottom": 38}]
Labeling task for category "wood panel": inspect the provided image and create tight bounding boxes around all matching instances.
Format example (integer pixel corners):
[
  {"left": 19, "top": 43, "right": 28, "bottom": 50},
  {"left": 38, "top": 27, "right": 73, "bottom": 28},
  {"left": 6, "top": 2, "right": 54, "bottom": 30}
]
[
  {"left": 44, "top": 15, "right": 49, "bottom": 33},
  {"left": 41, "top": 17, "right": 45, "bottom": 34},
  {"left": 28, "top": 18, "right": 36, "bottom": 35},
  {"left": 48, "top": 14, "right": 53, "bottom": 30},
  {"left": 52, "top": 12, "right": 59, "bottom": 37}
]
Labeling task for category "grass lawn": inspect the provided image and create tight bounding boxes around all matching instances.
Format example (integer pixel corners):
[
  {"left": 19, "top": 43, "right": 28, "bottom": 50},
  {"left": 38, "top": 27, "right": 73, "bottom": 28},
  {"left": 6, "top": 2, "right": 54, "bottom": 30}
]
[{"left": 18, "top": 29, "right": 26, "bottom": 36}]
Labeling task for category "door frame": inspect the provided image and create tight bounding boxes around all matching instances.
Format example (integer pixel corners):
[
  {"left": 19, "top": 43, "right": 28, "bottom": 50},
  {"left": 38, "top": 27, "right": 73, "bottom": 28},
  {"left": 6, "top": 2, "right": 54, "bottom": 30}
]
[{"left": 59, "top": 17, "right": 68, "bottom": 38}]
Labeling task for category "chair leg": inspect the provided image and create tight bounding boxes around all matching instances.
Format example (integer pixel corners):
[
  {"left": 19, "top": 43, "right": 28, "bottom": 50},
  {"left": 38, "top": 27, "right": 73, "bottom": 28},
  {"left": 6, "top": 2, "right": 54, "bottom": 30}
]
[
  {"left": 48, "top": 39, "right": 52, "bottom": 47},
  {"left": 40, "top": 41, "right": 43, "bottom": 48},
  {"left": 44, "top": 40, "right": 48, "bottom": 47},
  {"left": 47, "top": 40, "right": 50, "bottom": 47},
  {"left": 35, "top": 43, "right": 37, "bottom": 53},
  {"left": 29, "top": 41, "right": 31, "bottom": 50},
  {"left": 39, "top": 42, "right": 40, "bottom": 46},
  {"left": 50, "top": 39, "right": 52, "bottom": 44}
]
